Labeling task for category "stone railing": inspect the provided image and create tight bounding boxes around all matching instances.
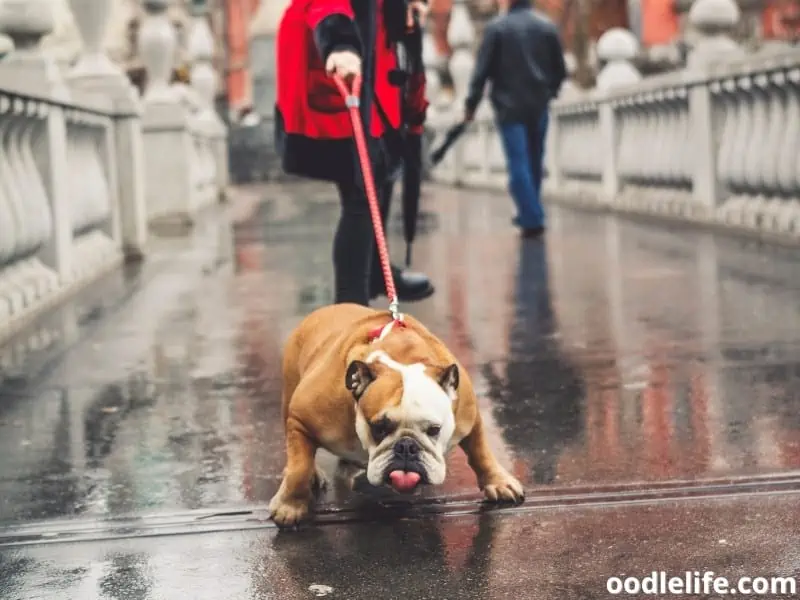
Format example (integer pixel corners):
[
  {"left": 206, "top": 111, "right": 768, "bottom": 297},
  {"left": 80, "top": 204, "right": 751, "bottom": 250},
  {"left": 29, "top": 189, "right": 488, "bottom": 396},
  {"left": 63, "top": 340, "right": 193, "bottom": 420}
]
[
  {"left": 0, "top": 0, "right": 229, "bottom": 343},
  {"left": 429, "top": 47, "right": 800, "bottom": 241},
  {"left": 0, "top": 75, "right": 124, "bottom": 339},
  {"left": 547, "top": 49, "right": 800, "bottom": 238}
]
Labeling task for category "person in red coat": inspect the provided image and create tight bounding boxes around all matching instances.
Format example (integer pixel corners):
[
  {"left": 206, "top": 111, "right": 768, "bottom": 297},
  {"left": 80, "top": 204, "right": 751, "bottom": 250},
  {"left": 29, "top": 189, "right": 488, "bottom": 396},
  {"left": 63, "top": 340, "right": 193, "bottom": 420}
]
[{"left": 275, "top": 0, "right": 434, "bottom": 306}]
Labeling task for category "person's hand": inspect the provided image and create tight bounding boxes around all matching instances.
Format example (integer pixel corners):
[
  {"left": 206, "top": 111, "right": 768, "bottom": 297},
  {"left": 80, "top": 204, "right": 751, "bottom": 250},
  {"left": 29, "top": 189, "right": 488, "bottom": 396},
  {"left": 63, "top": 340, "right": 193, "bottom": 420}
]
[
  {"left": 325, "top": 50, "right": 362, "bottom": 82},
  {"left": 406, "top": 0, "right": 429, "bottom": 30},
  {"left": 464, "top": 108, "right": 475, "bottom": 123}
]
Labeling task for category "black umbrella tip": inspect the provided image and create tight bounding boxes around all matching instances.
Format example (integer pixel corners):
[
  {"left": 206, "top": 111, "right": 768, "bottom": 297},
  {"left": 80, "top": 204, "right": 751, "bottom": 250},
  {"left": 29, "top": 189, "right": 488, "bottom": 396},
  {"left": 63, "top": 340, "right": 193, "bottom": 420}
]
[{"left": 405, "top": 244, "right": 412, "bottom": 267}]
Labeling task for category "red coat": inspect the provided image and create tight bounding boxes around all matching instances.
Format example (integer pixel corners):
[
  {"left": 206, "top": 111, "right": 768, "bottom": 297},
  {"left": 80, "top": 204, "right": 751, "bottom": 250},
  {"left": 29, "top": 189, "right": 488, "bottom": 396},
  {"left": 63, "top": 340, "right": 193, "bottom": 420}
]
[{"left": 275, "top": 0, "right": 428, "bottom": 182}]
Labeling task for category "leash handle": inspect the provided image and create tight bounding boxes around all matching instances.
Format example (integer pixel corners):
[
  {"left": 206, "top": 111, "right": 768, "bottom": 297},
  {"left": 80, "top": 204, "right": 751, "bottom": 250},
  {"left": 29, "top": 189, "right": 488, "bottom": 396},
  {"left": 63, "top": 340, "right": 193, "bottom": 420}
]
[{"left": 333, "top": 74, "right": 401, "bottom": 322}]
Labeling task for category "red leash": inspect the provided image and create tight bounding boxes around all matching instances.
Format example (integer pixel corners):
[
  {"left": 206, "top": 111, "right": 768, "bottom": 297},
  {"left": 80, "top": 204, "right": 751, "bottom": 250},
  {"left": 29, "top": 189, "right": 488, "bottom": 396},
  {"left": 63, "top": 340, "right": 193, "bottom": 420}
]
[{"left": 333, "top": 74, "right": 402, "bottom": 324}]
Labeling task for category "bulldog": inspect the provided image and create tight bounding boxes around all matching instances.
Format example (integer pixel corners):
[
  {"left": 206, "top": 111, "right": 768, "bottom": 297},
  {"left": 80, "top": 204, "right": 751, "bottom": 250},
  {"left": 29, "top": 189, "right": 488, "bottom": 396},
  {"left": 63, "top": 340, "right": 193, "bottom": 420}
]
[{"left": 268, "top": 303, "right": 525, "bottom": 527}]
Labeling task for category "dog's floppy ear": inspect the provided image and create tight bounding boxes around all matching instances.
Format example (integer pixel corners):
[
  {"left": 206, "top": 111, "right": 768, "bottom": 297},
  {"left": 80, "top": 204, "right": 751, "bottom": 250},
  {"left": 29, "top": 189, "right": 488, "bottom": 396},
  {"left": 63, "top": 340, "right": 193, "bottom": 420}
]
[
  {"left": 438, "top": 363, "right": 459, "bottom": 398},
  {"left": 346, "top": 360, "right": 375, "bottom": 400}
]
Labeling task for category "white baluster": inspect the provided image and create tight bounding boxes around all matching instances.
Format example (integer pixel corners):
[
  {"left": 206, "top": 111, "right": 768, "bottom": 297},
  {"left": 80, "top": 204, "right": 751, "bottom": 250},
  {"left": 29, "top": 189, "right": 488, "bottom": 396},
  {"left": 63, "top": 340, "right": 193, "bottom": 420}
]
[
  {"left": 726, "top": 77, "right": 753, "bottom": 197},
  {"left": 755, "top": 73, "right": 784, "bottom": 198},
  {"left": 677, "top": 89, "right": 692, "bottom": 187},
  {"left": 0, "top": 0, "right": 70, "bottom": 100},
  {"left": 0, "top": 98, "right": 27, "bottom": 261},
  {"left": 10, "top": 102, "right": 42, "bottom": 257},
  {"left": 0, "top": 97, "right": 14, "bottom": 268},
  {"left": 139, "top": 0, "right": 178, "bottom": 105},
  {"left": 187, "top": 4, "right": 226, "bottom": 203},
  {"left": 777, "top": 68, "right": 800, "bottom": 198},
  {"left": 19, "top": 101, "right": 52, "bottom": 252},
  {"left": 740, "top": 74, "right": 768, "bottom": 196},
  {"left": 81, "top": 118, "right": 111, "bottom": 232},
  {"left": 188, "top": 11, "right": 219, "bottom": 125},
  {"left": 794, "top": 71, "right": 800, "bottom": 200},
  {"left": 67, "top": 0, "right": 117, "bottom": 79},
  {"left": 715, "top": 78, "right": 738, "bottom": 193}
]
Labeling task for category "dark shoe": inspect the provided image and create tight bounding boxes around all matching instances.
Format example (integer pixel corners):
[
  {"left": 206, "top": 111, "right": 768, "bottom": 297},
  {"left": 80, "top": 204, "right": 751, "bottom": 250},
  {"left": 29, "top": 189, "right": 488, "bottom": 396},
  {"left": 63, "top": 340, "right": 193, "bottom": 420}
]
[
  {"left": 521, "top": 226, "right": 545, "bottom": 238},
  {"left": 371, "top": 265, "right": 435, "bottom": 302}
]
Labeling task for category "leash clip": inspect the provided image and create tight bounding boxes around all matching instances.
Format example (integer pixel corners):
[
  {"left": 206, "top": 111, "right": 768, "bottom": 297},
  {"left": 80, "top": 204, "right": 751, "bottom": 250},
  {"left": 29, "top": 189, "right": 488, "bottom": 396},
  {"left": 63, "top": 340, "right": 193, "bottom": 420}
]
[
  {"left": 344, "top": 95, "right": 360, "bottom": 108},
  {"left": 389, "top": 299, "right": 403, "bottom": 323}
]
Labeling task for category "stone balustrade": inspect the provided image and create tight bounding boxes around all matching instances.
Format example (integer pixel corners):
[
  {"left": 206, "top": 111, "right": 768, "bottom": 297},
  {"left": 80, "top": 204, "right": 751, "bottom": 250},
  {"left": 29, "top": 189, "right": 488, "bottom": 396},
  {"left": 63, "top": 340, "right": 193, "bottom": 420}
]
[
  {"left": 0, "top": 0, "right": 229, "bottom": 342},
  {"left": 0, "top": 72, "right": 123, "bottom": 340},
  {"left": 546, "top": 49, "right": 800, "bottom": 237},
  {"left": 428, "top": 11, "right": 800, "bottom": 242}
]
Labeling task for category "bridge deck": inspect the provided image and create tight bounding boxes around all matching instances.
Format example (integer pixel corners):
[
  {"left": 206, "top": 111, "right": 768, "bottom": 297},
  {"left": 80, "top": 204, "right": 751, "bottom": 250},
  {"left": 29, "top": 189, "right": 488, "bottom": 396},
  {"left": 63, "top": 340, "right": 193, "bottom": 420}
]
[{"left": 1, "top": 182, "right": 799, "bottom": 599}]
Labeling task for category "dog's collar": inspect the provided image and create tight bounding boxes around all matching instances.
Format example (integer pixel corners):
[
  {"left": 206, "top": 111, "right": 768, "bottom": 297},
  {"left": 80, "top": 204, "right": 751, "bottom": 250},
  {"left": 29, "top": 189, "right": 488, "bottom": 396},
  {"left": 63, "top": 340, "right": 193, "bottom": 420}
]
[{"left": 367, "top": 318, "right": 406, "bottom": 343}]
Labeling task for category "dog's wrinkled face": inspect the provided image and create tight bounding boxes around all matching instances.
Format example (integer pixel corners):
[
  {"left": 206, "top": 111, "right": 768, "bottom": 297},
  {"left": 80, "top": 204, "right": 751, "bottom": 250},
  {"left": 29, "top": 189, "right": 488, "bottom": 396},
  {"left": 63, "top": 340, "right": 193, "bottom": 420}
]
[{"left": 345, "top": 350, "right": 459, "bottom": 493}]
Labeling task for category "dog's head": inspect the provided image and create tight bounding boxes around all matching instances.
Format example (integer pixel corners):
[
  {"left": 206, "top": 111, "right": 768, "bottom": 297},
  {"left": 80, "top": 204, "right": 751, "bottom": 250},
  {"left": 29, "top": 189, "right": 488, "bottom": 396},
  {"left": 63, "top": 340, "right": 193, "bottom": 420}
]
[{"left": 345, "top": 350, "right": 460, "bottom": 493}]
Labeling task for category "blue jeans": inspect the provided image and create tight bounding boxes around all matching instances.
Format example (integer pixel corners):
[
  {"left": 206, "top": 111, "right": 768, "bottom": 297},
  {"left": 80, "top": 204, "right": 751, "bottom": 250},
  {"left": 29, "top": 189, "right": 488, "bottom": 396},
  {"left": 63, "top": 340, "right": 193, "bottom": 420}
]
[{"left": 498, "top": 111, "right": 549, "bottom": 229}]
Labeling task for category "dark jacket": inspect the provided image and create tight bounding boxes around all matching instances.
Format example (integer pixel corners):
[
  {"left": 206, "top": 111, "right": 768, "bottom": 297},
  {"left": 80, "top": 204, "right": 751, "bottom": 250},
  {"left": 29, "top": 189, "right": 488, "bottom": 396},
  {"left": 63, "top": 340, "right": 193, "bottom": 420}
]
[
  {"left": 464, "top": 1, "right": 567, "bottom": 123},
  {"left": 275, "top": 0, "right": 428, "bottom": 182}
]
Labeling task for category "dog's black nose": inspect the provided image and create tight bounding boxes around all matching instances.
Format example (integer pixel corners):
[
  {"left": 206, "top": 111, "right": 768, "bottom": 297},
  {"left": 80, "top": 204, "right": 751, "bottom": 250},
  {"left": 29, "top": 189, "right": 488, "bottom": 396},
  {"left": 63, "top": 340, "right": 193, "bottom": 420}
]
[{"left": 393, "top": 437, "right": 420, "bottom": 459}]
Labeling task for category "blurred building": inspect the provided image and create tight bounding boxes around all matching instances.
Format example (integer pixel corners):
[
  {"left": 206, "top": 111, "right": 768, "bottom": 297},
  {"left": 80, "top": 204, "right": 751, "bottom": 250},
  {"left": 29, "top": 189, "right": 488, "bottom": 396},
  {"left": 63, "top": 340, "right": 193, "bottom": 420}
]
[{"left": 527, "top": 0, "right": 799, "bottom": 79}]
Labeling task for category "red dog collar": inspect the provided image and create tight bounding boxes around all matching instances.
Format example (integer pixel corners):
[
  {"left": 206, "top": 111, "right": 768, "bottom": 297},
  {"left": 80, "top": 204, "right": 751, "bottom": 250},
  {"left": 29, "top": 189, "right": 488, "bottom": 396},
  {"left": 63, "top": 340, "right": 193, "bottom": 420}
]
[{"left": 367, "top": 318, "right": 406, "bottom": 343}]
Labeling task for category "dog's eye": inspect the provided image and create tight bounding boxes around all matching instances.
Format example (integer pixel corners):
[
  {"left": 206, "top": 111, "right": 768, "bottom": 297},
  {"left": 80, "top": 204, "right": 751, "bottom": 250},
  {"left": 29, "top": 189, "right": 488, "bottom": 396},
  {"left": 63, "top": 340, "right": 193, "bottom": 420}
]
[
  {"left": 426, "top": 425, "right": 441, "bottom": 438},
  {"left": 370, "top": 418, "right": 397, "bottom": 442}
]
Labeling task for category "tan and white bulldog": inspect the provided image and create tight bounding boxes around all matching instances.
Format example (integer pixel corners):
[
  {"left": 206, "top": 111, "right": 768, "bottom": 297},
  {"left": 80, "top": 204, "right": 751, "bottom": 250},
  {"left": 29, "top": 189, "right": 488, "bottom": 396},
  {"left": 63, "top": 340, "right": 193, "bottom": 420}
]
[{"left": 269, "top": 303, "right": 525, "bottom": 527}]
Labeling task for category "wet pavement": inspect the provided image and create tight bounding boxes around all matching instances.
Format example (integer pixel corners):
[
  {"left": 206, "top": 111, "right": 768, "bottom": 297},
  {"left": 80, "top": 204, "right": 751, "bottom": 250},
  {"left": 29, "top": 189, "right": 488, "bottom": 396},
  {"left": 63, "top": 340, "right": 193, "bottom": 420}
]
[{"left": 2, "top": 182, "right": 800, "bottom": 598}]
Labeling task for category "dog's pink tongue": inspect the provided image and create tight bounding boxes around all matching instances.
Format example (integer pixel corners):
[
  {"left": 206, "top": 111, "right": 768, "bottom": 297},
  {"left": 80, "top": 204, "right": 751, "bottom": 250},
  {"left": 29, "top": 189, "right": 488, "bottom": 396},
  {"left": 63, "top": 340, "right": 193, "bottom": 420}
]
[{"left": 389, "top": 470, "right": 421, "bottom": 492}]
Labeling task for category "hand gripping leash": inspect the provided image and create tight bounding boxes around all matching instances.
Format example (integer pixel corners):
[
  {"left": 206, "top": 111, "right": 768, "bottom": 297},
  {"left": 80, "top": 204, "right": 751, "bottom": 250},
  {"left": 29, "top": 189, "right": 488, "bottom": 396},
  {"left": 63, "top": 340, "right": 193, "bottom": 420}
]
[{"left": 333, "top": 74, "right": 403, "bottom": 324}]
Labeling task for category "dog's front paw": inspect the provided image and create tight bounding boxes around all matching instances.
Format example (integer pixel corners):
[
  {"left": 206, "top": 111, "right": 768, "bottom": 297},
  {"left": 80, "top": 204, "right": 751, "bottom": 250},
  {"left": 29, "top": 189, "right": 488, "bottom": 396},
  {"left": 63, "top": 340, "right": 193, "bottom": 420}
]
[
  {"left": 269, "top": 493, "right": 311, "bottom": 528},
  {"left": 482, "top": 470, "right": 525, "bottom": 504}
]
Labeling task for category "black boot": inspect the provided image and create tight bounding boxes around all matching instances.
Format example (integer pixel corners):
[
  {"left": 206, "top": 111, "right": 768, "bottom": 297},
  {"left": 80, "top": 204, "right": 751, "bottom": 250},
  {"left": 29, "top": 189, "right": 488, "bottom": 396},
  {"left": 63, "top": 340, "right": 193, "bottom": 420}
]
[{"left": 370, "top": 265, "right": 434, "bottom": 302}]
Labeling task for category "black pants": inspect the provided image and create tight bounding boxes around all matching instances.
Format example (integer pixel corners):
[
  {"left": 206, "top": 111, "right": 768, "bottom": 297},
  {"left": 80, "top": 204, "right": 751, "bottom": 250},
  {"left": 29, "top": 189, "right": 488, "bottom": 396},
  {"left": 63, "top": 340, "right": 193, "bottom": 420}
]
[{"left": 333, "top": 178, "right": 394, "bottom": 305}]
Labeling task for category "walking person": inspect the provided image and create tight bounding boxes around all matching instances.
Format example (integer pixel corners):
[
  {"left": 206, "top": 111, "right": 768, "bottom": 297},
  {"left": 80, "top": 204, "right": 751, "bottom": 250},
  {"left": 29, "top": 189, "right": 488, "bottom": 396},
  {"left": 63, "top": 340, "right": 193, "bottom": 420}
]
[
  {"left": 463, "top": 0, "right": 567, "bottom": 237},
  {"left": 275, "top": 0, "right": 435, "bottom": 306}
]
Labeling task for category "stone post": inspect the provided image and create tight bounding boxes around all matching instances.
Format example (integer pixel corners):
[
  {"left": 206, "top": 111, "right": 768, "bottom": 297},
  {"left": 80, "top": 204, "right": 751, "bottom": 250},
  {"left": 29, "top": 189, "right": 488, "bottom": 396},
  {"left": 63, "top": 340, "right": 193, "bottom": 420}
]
[
  {"left": 187, "top": 2, "right": 228, "bottom": 200},
  {"left": 139, "top": 0, "right": 196, "bottom": 227},
  {"left": 248, "top": 0, "right": 289, "bottom": 180},
  {"left": 685, "top": 0, "right": 743, "bottom": 212},
  {"left": 685, "top": 0, "right": 745, "bottom": 71},
  {"left": 66, "top": 0, "right": 148, "bottom": 260},
  {"left": 595, "top": 28, "right": 642, "bottom": 92},
  {"left": 594, "top": 29, "right": 641, "bottom": 202},
  {"left": 0, "top": 0, "right": 70, "bottom": 100}
]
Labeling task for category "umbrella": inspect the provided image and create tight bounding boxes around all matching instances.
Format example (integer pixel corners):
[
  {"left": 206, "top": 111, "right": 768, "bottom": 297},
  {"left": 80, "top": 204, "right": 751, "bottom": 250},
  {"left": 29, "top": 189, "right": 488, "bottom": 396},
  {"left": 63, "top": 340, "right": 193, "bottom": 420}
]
[
  {"left": 429, "top": 120, "right": 468, "bottom": 166},
  {"left": 401, "top": 132, "right": 422, "bottom": 266},
  {"left": 398, "top": 21, "right": 425, "bottom": 267}
]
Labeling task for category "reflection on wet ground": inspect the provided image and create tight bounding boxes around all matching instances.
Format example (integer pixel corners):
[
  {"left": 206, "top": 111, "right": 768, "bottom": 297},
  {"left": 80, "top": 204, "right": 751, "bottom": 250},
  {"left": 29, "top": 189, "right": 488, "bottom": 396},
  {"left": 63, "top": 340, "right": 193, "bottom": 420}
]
[
  {"left": 3, "top": 493, "right": 800, "bottom": 599},
  {"left": 2, "top": 182, "right": 800, "bottom": 597}
]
